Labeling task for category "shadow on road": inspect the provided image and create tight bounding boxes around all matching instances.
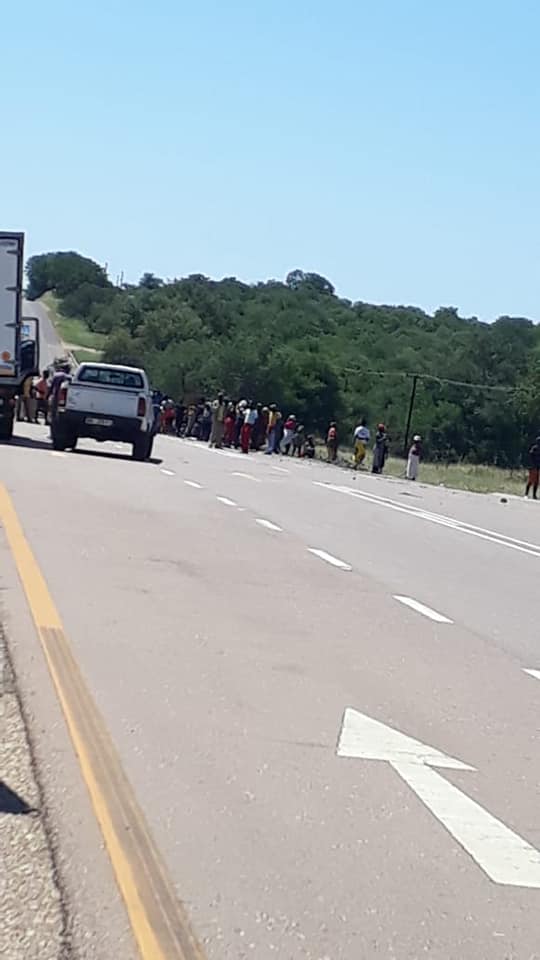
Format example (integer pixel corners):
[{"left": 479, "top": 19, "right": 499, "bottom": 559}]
[
  {"left": 7, "top": 435, "right": 52, "bottom": 452},
  {"left": 0, "top": 780, "right": 38, "bottom": 816},
  {"left": 72, "top": 449, "right": 163, "bottom": 465}
]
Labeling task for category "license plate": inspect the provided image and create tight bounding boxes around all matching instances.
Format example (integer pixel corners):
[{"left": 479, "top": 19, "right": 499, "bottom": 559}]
[{"left": 85, "top": 417, "right": 113, "bottom": 427}]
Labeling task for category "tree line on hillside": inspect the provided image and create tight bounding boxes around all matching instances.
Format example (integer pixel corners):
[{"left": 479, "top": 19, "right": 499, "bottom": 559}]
[{"left": 26, "top": 251, "right": 540, "bottom": 466}]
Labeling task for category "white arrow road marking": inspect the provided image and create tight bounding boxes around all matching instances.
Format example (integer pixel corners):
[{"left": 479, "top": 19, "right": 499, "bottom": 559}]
[
  {"left": 314, "top": 481, "right": 540, "bottom": 559},
  {"left": 232, "top": 471, "right": 261, "bottom": 482},
  {"left": 337, "top": 709, "right": 540, "bottom": 888},
  {"left": 184, "top": 480, "right": 202, "bottom": 489},
  {"left": 216, "top": 496, "right": 237, "bottom": 507},
  {"left": 308, "top": 548, "right": 352, "bottom": 571},
  {"left": 255, "top": 518, "right": 283, "bottom": 532},
  {"left": 523, "top": 669, "right": 540, "bottom": 681},
  {"left": 393, "top": 595, "right": 453, "bottom": 623}
]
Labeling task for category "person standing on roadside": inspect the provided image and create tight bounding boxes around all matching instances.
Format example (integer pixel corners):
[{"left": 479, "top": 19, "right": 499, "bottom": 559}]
[
  {"left": 372, "top": 423, "right": 388, "bottom": 474},
  {"left": 241, "top": 401, "right": 258, "bottom": 454},
  {"left": 282, "top": 414, "right": 296, "bottom": 455},
  {"left": 223, "top": 401, "right": 236, "bottom": 447},
  {"left": 525, "top": 436, "right": 540, "bottom": 499},
  {"left": 353, "top": 418, "right": 370, "bottom": 468},
  {"left": 406, "top": 434, "right": 422, "bottom": 480},
  {"left": 36, "top": 370, "right": 49, "bottom": 423},
  {"left": 234, "top": 400, "right": 247, "bottom": 447},
  {"left": 326, "top": 421, "right": 339, "bottom": 462},
  {"left": 209, "top": 392, "right": 226, "bottom": 448},
  {"left": 265, "top": 404, "right": 279, "bottom": 454}
]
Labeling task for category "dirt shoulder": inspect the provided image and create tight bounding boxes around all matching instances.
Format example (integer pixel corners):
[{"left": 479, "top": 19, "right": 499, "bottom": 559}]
[{"left": 0, "top": 633, "right": 69, "bottom": 960}]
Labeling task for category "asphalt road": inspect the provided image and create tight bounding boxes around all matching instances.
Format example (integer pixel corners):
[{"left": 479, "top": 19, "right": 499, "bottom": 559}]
[{"left": 2, "top": 426, "right": 540, "bottom": 960}]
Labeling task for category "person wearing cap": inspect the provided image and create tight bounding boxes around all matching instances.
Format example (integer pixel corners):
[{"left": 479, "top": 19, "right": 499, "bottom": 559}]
[
  {"left": 407, "top": 434, "right": 422, "bottom": 480},
  {"left": 525, "top": 436, "right": 540, "bottom": 499},
  {"left": 372, "top": 423, "right": 388, "bottom": 474}
]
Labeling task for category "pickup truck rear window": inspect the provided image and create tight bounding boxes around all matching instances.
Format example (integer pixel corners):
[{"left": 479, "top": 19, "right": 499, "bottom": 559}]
[{"left": 78, "top": 367, "right": 144, "bottom": 389}]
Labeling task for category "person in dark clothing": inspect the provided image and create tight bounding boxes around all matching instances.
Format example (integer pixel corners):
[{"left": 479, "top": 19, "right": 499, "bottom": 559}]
[
  {"left": 525, "top": 437, "right": 540, "bottom": 499},
  {"left": 305, "top": 435, "right": 316, "bottom": 459},
  {"left": 200, "top": 403, "right": 212, "bottom": 442},
  {"left": 372, "top": 423, "right": 388, "bottom": 474}
]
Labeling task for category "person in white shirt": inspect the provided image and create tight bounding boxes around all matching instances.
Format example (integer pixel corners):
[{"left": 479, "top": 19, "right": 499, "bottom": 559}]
[{"left": 353, "top": 418, "right": 370, "bottom": 468}]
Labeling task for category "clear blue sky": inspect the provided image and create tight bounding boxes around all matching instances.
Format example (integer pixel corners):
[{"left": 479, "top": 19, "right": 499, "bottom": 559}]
[{"left": 3, "top": 0, "right": 539, "bottom": 320}]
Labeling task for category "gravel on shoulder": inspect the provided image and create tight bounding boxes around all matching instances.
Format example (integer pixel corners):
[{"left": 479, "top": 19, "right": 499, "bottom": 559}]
[{"left": 0, "top": 631, "right": 69, "bottom": 960}]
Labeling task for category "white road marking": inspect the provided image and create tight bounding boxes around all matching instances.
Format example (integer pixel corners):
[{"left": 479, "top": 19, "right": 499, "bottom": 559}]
[
  {"left": 314, "top": 481, "right": 540, "bottom": 559},
  {"left": 338, "top": 708, "right": 540, "bottom": 888},
  {"left": 183, "top": 480, "right": 202, "bottom": 489},
  {"left": 272, "top": 466, "right": 289, "bottom": 474},
  {"left": 232, "top": 471, "right": 261, "bottom": 482},
  {"left": 216, "top": 496, "right": 237, "bottom": 507},
  {"left": 307, "top": 548, "right": 352, "bottom": 571},
  {"left": 255, "top": 519, "right": 283, "bottom": 532},
  {"left": 393, "top": 595, "right": 453, "bottom": 623},
  {"left": 160, "top": 469, "right": 175, "bottom": 476},
  {"left": 50, "top": 451, "right": 66, "bottom": 458},
  {"left": 523, "top": 669, "right": 540, "bottom": 681}
]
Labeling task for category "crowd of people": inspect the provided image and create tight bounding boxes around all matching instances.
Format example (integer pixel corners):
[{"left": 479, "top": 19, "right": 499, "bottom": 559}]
[
  {"left": 15, "top": 377, "right": 540, "bottom": 496},
  {"left": 155, "top": 394, "right": 318, "bottom": 459},
  {"left": 154, "top": 393, "right": 424, "bottom": 479},
  {"left": 15, "top": 367, "right": 69, "bottom": 425}
]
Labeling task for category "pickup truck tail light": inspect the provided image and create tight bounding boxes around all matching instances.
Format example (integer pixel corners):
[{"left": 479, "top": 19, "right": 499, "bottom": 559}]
[
  {"left": 137, "top": 397, "right": 146, "bottom": 418},
  {"left": 58, "top": 386, "right": 68, "bottom": 407}
]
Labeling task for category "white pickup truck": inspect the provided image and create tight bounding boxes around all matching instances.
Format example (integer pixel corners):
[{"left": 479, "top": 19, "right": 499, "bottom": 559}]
[{"left": 51, "top": 362, "right": 156, "bottom": 460}]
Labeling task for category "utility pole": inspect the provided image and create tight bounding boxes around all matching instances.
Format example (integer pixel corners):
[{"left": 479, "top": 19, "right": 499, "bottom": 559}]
[{"left": 403, "top": 374, "right": 418, "bottom": 456}]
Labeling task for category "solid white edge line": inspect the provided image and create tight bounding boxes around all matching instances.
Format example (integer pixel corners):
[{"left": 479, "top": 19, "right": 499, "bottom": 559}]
[
  {"left": 393, "top": 595, "right": 453, "bottom": 624},
  {"left": 313, "top": 481, "right": 540, "bottom": 558},
  {"left": 216, "top": 496, "right": 237, "bottom": 507},
  {"left": 255, "top": 518, "right": 283, "bottom": 532},
  {"left": 308, "top": 548, "right": 352, "bottom": 571},
  {"left": 183, "top": 480, "right": 202, "bottom": 488},
  {"left": 523, "top": 668, "right": 540, "bottom": 681}
]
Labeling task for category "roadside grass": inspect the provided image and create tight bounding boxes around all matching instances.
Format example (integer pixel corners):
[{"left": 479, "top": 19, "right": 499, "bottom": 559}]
[
  {"left": 41, "top": 292, "right": 106, "bottom": 352},
  {"left": 317, "top": 445, "right": 527, "bottom": 497},
  {"left": 73, "top": 348, "right": 104, "bottom": 363}
]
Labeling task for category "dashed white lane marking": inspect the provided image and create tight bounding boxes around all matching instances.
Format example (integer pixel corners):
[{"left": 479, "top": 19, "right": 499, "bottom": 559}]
[
  {"left": 232, "top": 471, "right": 261, "bottom": 482},
  {"left": 314, "top": 481, "right": 540, "bottom": 559},
  {"left": 272, "top": 466, "right": 289, "bottom": 474},
  {"left": 307, "top": 548, "right": 352, "bottom": 571},
  {"left": 50, "top": 451, "right": 66, "bottom": 458},
  {"left": 393, "top": 595, "right": 453, "bottom": 623},
  {"left": 160, "top": 469, "right": 175, "bottom": 476},
  {"left": 255, "top": 519, "right": 283, "bottom": 532},
  {"left": 216, "top": 496, "right": 237, "bottom": 507},
  {"left": 523, "top": 669, "right": 540, "bottom": 681},
  {"left": 184, "top": 480, "right": 202, "bottom": 489}
]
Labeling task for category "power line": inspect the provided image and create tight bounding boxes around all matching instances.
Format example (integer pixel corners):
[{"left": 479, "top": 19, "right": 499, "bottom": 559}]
[{"left": 342, "top": 368, "right": 513, "bottom": 394}]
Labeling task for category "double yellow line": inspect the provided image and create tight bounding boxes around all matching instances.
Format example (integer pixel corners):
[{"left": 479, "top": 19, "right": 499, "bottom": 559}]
[{"left": 0, "top": 485, "right": 206, "bottom": 960}]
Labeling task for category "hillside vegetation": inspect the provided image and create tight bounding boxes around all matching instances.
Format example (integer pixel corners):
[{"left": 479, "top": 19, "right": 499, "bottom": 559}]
[{"left": 26, "top": 251, "right": 540, "bottom": 466}]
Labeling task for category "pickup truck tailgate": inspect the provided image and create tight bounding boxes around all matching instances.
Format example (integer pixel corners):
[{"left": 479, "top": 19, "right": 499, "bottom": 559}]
[{"left": 66, "top": 384, "right": 141, "bottom": 418}]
